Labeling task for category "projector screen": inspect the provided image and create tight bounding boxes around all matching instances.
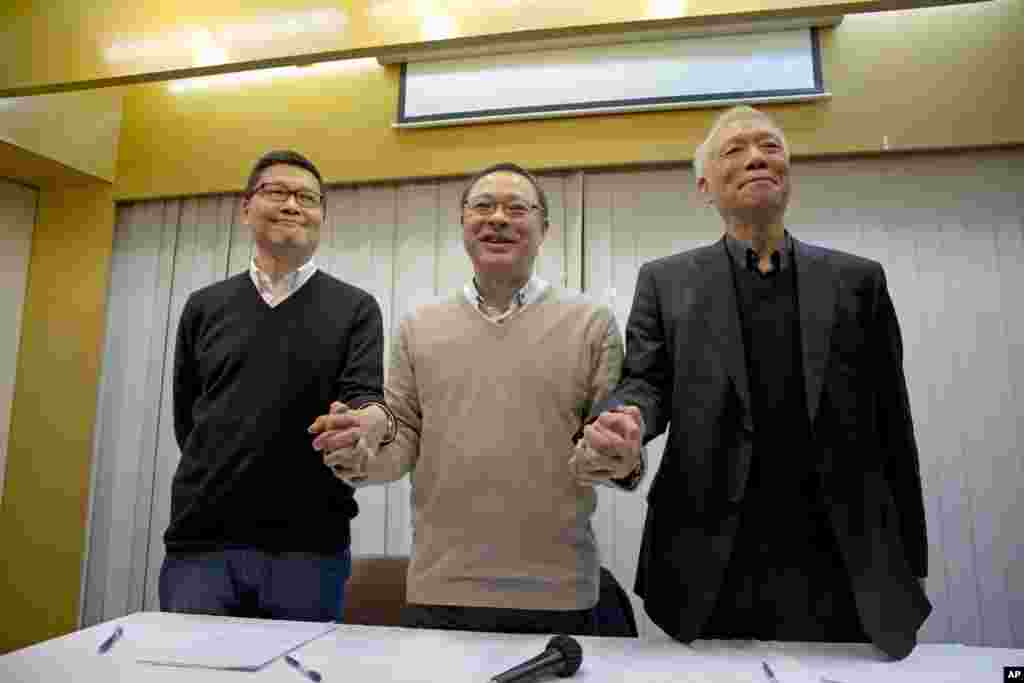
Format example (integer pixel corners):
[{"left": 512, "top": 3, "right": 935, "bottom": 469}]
[{"left": 397, "top": 28, "right": 826, "bottom": 128}]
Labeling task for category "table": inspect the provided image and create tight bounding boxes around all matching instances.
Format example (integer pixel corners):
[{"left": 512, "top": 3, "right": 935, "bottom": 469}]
[{"left": 1, "top": 612, "right": 1019, "bottom": 682}]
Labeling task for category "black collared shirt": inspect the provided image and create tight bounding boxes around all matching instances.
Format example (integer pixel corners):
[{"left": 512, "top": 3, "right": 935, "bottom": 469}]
[{"left": 724, "top": 231, "right": 792, "bottom": 277}]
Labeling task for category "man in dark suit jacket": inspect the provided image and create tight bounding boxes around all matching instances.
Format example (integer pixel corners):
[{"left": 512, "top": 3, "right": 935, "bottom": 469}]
[{"left": 578, "top": 106, "right": 931, "bottom": 659}]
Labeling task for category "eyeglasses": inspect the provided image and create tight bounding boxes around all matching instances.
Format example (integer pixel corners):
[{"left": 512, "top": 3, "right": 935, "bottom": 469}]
[
  {"left": 463, "top": 197, "right": 541, "bottom": 218},
  {"left": 252, "top": 183, "right": 323, "bottom": 208}
]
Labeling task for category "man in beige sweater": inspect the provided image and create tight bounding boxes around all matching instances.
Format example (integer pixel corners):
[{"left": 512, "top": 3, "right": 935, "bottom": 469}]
[{"left": 309, "top": 163, "right": 643, "bottom": 634}]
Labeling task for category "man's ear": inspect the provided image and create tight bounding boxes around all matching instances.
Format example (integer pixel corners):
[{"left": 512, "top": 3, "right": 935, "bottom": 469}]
[
  {"left": 240, "top": 195, "right": 252, "bottom": 224},
  {"left": 696, "top": 177, "right": 713, "bottom": 206}
]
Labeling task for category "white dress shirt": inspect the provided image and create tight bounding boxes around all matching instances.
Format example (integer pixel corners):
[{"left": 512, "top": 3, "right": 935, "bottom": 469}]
[
  {"left": 249, "top": 257, "right": 318, "bottom": 308},
  {"left": 463, "top": 274, "right": 549, "bottom": 323}
]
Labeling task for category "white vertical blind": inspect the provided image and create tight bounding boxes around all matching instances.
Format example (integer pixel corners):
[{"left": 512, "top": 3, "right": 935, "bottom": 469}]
[
  {"left": 583, "top": 167, "right": 724, "bottom": 639},
  {"left": 84, "top": 151, "right": 1024, "bottom": 649},
  {"left": 581, "top": 150, "right": 1024, "bottom": 646},
  {"left": 783, "top": 155, "right": 1024, "bottom": 647}
]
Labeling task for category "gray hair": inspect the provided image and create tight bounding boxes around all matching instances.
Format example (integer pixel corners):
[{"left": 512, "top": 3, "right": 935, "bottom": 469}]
[{"left": 693, "top": 106, "right": 789, "bottom": 180}]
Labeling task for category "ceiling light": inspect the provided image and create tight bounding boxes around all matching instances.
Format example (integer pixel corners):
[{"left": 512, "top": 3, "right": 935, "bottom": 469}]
[
  {"left": 422, "top": 14, "right": 456, "bottom": 41},
  {"left": 647, "top": 0, "right": 687, "bottom": 20}
]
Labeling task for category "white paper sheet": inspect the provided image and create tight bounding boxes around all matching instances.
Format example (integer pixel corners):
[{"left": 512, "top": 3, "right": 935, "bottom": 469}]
[{"left": 133, "top": 620, "right": 337, "bottom": 670}]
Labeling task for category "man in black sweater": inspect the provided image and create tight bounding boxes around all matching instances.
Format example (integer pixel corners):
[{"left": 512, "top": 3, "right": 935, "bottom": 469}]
[
  {"left": 162, "top": 150, "right": 387, "bottom": 622},
  {"left": 586, "top": 107, "right": 931, "bottom": 658}
]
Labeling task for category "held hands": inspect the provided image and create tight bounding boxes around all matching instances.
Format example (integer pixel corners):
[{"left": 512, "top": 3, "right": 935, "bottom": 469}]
[
  {"left": 570, "top": 405, "right": 643, "bottom": 485},
  {"left": 309, "top": 402, "right": 389, "bottom": 484}
]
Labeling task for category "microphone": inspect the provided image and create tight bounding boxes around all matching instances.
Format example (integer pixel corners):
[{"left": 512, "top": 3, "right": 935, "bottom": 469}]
[{"left": 489, "top": 635, "right": 584, "bottom": 683}]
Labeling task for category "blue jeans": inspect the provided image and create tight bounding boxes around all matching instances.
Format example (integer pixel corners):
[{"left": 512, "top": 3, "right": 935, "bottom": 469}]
[{"left": 159, "top": 547, "right": 351, "bottom": 622}]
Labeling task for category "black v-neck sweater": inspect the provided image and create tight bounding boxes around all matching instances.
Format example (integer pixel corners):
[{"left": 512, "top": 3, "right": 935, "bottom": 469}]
[{"left": 166, "top": 270, "right": 384, "bottom": 553}]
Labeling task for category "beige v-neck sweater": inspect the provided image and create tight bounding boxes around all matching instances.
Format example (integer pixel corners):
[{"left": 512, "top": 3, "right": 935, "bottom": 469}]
[{"left": 366, "top": 286, "right": 623, "bottom": 610}]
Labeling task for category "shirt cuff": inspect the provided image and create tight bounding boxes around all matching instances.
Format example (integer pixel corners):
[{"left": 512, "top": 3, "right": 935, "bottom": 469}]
[
  {"left": 610, "top": 445, "right": 646, "bottom": 491},
  {"left": 613, "top": 411, "right": 646, "bottom": 491}
]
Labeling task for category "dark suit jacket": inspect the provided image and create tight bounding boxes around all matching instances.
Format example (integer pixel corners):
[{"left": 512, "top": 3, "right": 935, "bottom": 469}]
[{"left": 594, "top": 236, "right": 931, "bottom": 658}]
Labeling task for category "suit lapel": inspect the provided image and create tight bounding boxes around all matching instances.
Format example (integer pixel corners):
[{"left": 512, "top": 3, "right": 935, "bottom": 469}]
[
  {"left": 700, "top": 238, "right": 753, "bottom": 426},
  {"left": 794, "top": 238, "right": 837, "bottom": 425}
]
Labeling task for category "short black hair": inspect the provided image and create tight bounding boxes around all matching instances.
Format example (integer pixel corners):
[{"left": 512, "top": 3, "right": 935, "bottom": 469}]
[
  {"left": 244, "top": 150, "right": 324, "bottom": 195},
  {"left": 460, "top": 162, "right": 549, "bottom": 226}
]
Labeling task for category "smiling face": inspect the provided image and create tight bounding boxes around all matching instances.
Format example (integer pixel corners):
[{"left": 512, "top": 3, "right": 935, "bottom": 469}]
[
  {"left": 241, "top": 163, "right": 323, "bottom": 263},
  {"left": 697, "top": 116, "right": 791, "bottom": 225},
  {"left": 461, "top": 170, "right": 548, "bottom": 282}
]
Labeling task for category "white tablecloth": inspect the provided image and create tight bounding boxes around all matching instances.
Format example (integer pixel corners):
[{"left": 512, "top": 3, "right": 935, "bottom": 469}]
[{"left": 1, "top": 612, "right": 1019, "bottom": 682}]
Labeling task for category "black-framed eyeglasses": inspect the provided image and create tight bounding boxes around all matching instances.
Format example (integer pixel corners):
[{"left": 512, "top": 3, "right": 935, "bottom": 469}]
[
  {"left": 463, "top": 197, "right": 541, "bottom": 218},
  {"left": 252, "top": 183, "right": 323, "bottom": 209}
]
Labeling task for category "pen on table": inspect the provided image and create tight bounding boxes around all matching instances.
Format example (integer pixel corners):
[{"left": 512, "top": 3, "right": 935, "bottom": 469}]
[
  {"left": 285, "top": 654, "right": 323, "bottom": 682},
  {"left": 761, "top": 660, "right": 780, "bottom": 683},
  {"left": 97, "top": 625, "right": 123, "bottom": 654}
]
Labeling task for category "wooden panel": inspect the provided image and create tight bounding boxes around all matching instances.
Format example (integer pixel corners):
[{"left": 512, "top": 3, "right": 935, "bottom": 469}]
[
  {"left": 0, "top": 182, "right": 115, "bottom": 652},
  {"left": 0, "top": 140, "right": 101, "bottom": 189},
  {"left": 0, "top": 179, "right": 36, "bottom": 506},
  {"left": 0, "top": 90, "right": 122, "bottom": 181}
]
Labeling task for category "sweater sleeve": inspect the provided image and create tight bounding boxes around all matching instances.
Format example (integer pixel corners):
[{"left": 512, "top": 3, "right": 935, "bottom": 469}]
[
  {"left": 361, "top": 313, "right": 421, "bottom": 484},
  {"left": 586, "top": 304, "right": 647, "bottom": 492},
  {"left": 172, "top": 294, "right": 200, "bottom": 453},
  {"left": 583, "top": 304, "right": 624, "bottom": 421},
  {"left": 336, "top": 292, "right": 386, "bottom": 410}
]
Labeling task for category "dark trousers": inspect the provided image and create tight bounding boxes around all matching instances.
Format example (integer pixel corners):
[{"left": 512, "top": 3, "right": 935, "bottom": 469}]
[
  {"left": 401, "top": 603, "right": 601, "bottom": 636},
  {"left": 159, "top": 547, "right": 351, "bottom": 622}
]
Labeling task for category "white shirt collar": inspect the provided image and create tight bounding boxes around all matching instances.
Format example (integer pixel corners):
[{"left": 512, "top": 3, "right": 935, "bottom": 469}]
[
  {"left": 249, "top": 257, "right": 318, "bottom": 307},
  {"left": 463, "top": 274, "right": 549, "bottom": 321}
]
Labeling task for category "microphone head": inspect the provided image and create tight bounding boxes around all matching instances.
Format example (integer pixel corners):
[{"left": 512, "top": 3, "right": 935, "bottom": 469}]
[{"left": 546, "top": 635, "right": 583, "bottom": 677}]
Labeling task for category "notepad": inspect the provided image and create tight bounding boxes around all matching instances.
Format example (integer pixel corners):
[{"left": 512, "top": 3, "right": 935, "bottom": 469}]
[{"left": 134, "top": 620, "right": 337, "bottom": 670}]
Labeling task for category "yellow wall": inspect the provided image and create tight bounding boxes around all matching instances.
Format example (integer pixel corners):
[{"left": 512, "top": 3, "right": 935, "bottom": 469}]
[
  {"left": 0, "top": 89, "right": 124, "bottom": 182},
  {"left": 0, "top": 141, "right": 105, "bottom": 190},
  {"left": 2, "top": 0, "right": 979, "bottom": 95},
  {"left": 0, "top": 181, "right": 114, "bottom": 654},
  {"left": 115, "top": 0, "right": 1024, "bottom": 200}
]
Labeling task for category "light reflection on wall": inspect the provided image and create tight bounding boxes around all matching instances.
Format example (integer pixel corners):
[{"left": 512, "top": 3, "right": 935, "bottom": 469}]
[
  {"left": 104, "top": 9, "right": 348, "bottom": 69},
  {"left": 646, "top": 0, "right": 688, "bottom": 20},
  {"left": 0, "top": 97, "right": 26, "bottom": 111},
  {"left": 422, "top": 14, "right": 457, "bottom": 41},
  {"left": 167, "top": 58, "right": 378, "bottom": 93},
  {"left": 365, "top": 0, "right": 628, "bottom": 41}
]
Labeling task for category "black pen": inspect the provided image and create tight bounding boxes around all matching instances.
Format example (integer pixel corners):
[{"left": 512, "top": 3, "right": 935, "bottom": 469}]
[
  {"left": 97, "top": 625, "right": 123, "bottom": 654},
  {"left": 285, "top": 654, "right": 323, "bottom": 682},
  {"left": 761, "top": 660, "right": 780, "bottom": 683}
]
